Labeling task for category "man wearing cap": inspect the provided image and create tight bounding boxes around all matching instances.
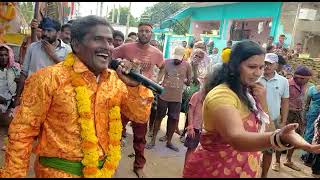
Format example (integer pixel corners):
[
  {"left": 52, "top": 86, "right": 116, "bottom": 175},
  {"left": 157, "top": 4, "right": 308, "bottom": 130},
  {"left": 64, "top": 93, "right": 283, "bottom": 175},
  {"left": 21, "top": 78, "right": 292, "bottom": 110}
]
[
  {"left": 146, "top": 46, "right": 192, "bottom": 152},
  {"left": 258, "top": 53, "right": 290, "bottom": 177},
  {"left": 15, "top": 17, "right": 72, "bottom": 105}
]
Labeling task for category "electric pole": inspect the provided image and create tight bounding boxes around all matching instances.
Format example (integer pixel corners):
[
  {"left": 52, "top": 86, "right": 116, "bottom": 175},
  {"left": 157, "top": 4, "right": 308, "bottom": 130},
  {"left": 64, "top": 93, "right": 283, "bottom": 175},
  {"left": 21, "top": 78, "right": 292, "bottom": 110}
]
[
  {"left": 117, "top": 4, "right": 120, "bottom": 24},
  {"left": 96, "top": 2, "right": 99, "bottom": 16},
  {"left": 125, "top": 2, "right": 132, "bottom": 37},
  {"left": 112, "top": 4, "right": 115, "bottom": 23},
  {"left": 100, "top": 2, "right": 103, "bottom": 17}
]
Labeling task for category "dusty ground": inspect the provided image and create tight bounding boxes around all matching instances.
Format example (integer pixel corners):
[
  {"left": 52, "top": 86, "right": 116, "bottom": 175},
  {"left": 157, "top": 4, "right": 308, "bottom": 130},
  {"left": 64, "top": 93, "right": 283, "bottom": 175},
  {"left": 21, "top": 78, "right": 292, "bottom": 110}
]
[{"left": 0, "top": 113, "right": 316, "bottom": 178}]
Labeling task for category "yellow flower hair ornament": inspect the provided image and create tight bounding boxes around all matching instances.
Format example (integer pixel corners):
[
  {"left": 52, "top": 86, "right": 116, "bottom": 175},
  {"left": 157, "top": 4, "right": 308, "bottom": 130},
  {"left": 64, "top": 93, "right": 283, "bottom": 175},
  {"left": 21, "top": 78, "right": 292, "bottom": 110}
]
[{"left": 221, "top": 48, "right": 231, "bottom": 63}]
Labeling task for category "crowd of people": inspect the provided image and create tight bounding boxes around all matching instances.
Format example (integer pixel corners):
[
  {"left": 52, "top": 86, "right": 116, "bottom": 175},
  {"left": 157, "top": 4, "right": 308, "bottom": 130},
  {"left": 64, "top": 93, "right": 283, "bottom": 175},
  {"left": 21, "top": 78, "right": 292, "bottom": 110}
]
[{"left": 0, "top": 15, "right": 319, "bottom": 178}]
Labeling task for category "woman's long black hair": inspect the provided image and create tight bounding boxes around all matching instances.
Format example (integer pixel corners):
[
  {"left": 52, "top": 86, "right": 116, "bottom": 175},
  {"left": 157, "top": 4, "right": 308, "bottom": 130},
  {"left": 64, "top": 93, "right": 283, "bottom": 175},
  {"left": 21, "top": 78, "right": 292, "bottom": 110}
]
[{"left": 204, "top": 40, "right": 265, "bottom": 111}]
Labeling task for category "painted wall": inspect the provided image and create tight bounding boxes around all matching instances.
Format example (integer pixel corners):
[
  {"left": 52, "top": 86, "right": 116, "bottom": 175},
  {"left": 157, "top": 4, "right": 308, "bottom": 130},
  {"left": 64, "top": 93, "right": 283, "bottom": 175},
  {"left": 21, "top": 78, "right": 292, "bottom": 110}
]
[
  {"left": 233, "top": 20, "right": 271, "bottom": 44},
  {"left": 191, "top": 2, "right": 283, "bottom": 51},
  {"left": 191, "top": 21, "right": 220, "bottom": 40},
  {"left": 163, "top": 2, "right": 283, "bottom": 57},
  {"left": 276, "top": 2, "right": 320, "bottom": 50},
  {"left": 163, "top": 34, "right": 190, "bottom": 59}
]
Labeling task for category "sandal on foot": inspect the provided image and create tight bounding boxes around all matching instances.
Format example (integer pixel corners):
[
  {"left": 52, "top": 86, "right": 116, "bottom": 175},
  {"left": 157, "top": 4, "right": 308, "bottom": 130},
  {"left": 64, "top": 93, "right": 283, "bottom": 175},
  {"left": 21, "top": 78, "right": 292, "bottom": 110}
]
[
  {"left": 175, "top": 129, "right": 182, "bottom": 135},
  {"left": 271, "top": 162, "right": 280, "bottom": 172},
  {"left": 133, "top": 168, "right": 146, "bottom": 178},
  {"left": 145, "top": 142, "right": 155, "bottom": 149},
  {"left": 148, "top": 131, "right": 153, "bottom": 137},
  {"left": 284, "top": 162, "right": 301, "bottom": 171},
  {"left": 166, "top": 143, "right": 179, "bottom": 152},
  {"left": 159, "top": 135, "right": 167, "bottom": 142}
]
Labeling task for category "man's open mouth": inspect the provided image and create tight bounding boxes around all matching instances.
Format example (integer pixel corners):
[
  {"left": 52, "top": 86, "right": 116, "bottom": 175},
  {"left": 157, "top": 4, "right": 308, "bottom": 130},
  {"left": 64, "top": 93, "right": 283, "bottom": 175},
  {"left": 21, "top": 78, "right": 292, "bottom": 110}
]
[{"left": 96, "top": 53, "right": 109, "bottom": 60}]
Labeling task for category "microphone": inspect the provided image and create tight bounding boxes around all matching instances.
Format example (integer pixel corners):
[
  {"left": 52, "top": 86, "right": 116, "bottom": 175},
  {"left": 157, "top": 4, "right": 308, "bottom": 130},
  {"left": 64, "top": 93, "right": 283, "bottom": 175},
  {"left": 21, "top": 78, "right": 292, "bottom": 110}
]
[{"left": 109, "top": 59, "right": 164, "bottom": 95}]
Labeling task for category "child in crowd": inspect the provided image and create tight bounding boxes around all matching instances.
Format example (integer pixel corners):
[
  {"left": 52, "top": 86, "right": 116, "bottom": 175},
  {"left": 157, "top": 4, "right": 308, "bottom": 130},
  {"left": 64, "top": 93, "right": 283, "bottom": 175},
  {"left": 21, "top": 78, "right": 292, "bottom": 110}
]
[{"left": 184, "top": 88, "right": 205, "bottom": 166}]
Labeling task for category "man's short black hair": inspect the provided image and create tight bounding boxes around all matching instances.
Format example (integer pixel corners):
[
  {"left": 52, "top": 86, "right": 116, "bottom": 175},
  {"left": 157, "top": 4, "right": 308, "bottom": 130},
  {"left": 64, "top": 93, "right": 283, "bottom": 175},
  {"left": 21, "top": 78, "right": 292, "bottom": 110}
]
[
  {"left": 0, "top": 46, "right": 8, "bottom": 52},
  {"left": 277, "top": 54, "right": 287, "bottom": 65},
  {"left": 71, "top": 15, "right": 114, "bottom": 53},
  {"left": 61, "top": 23, "right": 72, "bottom": 32},
  {"left": 128, "top": 32, "right": 137, "bottom": 37},
  {"left": 138, "top": 22, "right": 153, "bottom": 29},
  {"left": 189, "top": 41, "right": 194, "bottom": 48},
  {"left": 67, "top": 20, "right": 74, "bottom": 24},
  {"left": 266, "top": 45, "right": 274, "bottom": 52},
  {"left": 113, "top": 30, "right": 124, "bottom": 41}
]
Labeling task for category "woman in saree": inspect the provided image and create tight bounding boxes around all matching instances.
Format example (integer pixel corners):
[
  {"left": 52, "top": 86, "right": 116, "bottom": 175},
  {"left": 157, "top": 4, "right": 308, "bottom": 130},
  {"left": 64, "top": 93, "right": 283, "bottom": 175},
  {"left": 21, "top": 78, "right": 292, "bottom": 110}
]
[
  {"left": 311, "top": 114, "right": 320, "bottom": 177},
  {"left": 183, "top": 40, "right": 320, "bottom": 178},
  {"left": 301, "top": 80, "right": 320, "bottom": 165}
]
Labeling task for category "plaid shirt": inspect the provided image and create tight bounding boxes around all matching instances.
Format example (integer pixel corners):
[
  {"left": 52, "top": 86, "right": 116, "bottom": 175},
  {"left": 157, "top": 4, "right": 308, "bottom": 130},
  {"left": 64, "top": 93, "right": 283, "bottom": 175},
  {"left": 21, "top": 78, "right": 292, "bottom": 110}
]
[{"left": 288, "top": 78, "right": 306, "bottom": 111}]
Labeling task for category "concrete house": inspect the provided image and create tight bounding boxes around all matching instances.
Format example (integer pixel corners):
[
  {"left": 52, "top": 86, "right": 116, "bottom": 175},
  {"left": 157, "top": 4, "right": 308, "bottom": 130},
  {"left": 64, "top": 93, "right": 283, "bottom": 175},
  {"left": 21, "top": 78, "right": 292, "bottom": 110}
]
[{"left": 157, "top": 2, "right": 320, "bottom": 59}]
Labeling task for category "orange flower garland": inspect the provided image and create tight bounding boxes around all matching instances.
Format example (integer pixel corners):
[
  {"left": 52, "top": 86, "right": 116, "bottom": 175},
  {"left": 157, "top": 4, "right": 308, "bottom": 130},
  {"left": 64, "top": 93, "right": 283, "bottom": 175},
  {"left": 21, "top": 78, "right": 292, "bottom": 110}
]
[{"left": 63, "top": 53, "right": 122, "bottom": 178}]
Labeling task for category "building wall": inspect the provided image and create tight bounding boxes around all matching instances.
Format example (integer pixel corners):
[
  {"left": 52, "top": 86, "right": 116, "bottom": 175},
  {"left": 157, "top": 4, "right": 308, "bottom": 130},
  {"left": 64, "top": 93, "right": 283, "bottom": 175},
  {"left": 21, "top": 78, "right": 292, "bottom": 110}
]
[
  {"left": 227, "top": 19, "right": 271, "bottom": 44},
  {"left": 278, "top": 2, "right": 320, "bottom": 56},
  {"left": 191, "top": 20, "right": 220, "bottom": 40},
  {"left": 306, "top": 35, "right": 320, "bottom": 58},
  {"left": 163, "top": 2, "right": 282, "bottom": 58},
  {"left": 163, "top": 2, "right": 320, "bottom": 58},
  {"left": 242, "top": 20, "right": 271, "bottom": 43},
  {"left": 190, "top": 2, "right": 282, "bottom": 37},
  {"left": 163, "top": 34, "right": 190, "bottom": 59},
  {"left": 275, "top": 2, "right": 299, "bottom": 48}
]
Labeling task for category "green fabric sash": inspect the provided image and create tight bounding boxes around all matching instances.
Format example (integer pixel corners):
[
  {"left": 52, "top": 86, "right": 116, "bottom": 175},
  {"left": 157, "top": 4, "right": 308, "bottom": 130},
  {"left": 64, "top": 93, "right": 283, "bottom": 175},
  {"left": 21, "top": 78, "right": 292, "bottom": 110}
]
[{"left": 39, "top": 156, "right": 105, "bottom": 177}]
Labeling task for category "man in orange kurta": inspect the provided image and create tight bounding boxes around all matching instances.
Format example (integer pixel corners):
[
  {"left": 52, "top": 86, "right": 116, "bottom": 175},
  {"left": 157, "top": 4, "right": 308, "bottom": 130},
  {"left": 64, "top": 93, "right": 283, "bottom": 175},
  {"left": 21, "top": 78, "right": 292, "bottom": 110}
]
[{"left": 0, "top": 15, "right": 153, "bottom": 178}]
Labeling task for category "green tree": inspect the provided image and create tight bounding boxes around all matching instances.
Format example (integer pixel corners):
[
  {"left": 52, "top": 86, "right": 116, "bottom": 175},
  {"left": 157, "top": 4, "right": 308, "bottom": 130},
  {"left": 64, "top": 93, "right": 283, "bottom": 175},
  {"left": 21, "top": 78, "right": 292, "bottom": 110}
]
[
  {"left": 107, "top": 6, "right": 138, "bottom": 27},
  {"left": 18, "top": 2, "right": 34, "bottom": 24},
  {"left": 172, "top": 16, "right": 191, "bottom": 35},
  {"left": 140, "top": 2, "right": 188, "bottom": 34},
  {"left": 141, "top": 2, "right": 186, "bottom": 24}
]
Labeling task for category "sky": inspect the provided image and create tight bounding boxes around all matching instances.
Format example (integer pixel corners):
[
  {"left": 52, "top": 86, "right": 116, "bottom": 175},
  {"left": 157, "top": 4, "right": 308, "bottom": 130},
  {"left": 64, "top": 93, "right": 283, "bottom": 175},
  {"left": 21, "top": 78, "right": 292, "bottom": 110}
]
[{"left": 79, "top": 2, "right": 158, "bottom": 18}]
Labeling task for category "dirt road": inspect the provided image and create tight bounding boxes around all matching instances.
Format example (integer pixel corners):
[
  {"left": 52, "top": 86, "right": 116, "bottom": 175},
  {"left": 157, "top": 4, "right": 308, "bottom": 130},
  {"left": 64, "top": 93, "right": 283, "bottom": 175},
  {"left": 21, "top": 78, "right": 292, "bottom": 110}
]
[{"left": 0, "top": 114, "right": 316, "bottom": 178}]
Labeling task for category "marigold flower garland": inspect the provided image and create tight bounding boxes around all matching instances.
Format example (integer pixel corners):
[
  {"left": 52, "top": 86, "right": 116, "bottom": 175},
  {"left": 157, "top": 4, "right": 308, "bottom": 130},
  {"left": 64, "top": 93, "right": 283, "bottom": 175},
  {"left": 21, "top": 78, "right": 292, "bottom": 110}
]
[{"left": 63, "top": 53, "right": 122, "bottom": 178}]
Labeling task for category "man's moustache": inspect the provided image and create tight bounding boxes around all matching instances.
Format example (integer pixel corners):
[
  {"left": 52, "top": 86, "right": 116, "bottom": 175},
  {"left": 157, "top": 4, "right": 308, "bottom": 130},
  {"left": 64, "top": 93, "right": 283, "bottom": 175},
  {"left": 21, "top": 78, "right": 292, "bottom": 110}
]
[{"left": 95, "top": 50, "right": 109, "bottom": 54}]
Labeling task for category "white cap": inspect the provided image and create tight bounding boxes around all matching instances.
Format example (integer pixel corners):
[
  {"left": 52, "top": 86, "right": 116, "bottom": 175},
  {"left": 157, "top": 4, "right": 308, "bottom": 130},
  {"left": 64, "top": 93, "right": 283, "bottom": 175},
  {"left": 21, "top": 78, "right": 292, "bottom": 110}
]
[
  {"left": 265, "top": 53, "right": 278, "bottom": 63},
  {"left": 172, "top": 46, "right": 185, "bottom": 60}
]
